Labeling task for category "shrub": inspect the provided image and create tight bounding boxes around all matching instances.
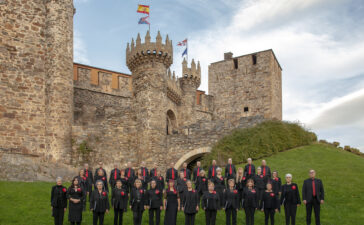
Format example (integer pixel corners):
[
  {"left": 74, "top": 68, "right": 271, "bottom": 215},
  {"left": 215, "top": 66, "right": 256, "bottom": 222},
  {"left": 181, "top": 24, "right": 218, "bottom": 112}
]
[{"left": 201, "top": 120, "right": 317, "bottom": 167}]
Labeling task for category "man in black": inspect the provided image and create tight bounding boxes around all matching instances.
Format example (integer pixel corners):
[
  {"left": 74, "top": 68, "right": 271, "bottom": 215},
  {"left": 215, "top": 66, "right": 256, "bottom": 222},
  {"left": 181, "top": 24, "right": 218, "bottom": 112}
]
[
  {"left": 165, "top": 162, "right": 178, "bottom": 182},
  {"left": 261, "top": 160, "right": 271, "bottom": 178},
  {"left": 208, "top": 160, "right": 218, "bottom": 180},
  {"left": 125, "top": 161, "right": 135, "bottom": 192},
  {"left": 243, "top": 158, "right": 255, "bottom": 179},
  {"left": 149, "top": 162, "right": 158, "bottom": 178},
  {"left": 94, "top": 161, "right": 107, "bottom": 183},
  {"left": 302, "top": 169, "right": 324, "bottom": 225},
  {"left": 192, "top": 161, "right": 202, "bottom": 183},
  {"left": 109, "top": 163, "right": 121, "bottom": 189},
  {"left": 83, "top": 163, "right": 93, "bottom": 193},
  {"left": 140, "top": 161, "right": 149, "bottom": 182},
  {"left": 224, "top": 158, "right": 236, "bottom": 183},
  {"left": 180, "top": 162, "right": 191, "bottom": 180}
]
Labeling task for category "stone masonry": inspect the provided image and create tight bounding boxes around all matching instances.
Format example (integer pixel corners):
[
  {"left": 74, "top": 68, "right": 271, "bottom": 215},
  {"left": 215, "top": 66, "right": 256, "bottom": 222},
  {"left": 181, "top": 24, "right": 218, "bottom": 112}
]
[{"left": 0, "top": 1, "right": 282, "bottom": 181}]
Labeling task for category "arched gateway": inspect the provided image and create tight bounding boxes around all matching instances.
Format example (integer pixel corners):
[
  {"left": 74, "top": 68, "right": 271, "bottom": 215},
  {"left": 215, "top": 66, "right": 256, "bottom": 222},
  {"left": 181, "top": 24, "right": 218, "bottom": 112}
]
[{"left": 174, "top": 147, "right": 211, "bottom": 170}]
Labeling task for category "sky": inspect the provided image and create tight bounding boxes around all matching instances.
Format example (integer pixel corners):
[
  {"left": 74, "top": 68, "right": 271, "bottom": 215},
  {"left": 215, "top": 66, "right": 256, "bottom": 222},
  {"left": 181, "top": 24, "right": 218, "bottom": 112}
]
[{"left": 73, "top": 0, "right": 364, "bottom": 151}]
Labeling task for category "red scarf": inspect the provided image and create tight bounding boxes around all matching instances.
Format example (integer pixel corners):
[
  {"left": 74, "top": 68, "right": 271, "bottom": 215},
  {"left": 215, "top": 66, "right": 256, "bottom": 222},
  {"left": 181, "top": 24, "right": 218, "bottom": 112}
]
[
  {"left": 172, "top": 169, "right": 175, "bottom": 180},
  {"left": 248, "top": 165, "right": 251, "bottom": 175},
  {"left": 312, "top": 179, "right": 316, "bottom": 196},
  {"left": 229, "top": 165, "right": 232, "bottom": 175},
  {"left": 212, "top": 167, "right": 215, "bottom": 177},
  {"left": 114, "top": 170, "right": 117, "bottom": 180},
  {"left": 197, "top": 167, "right": 200, "bottom": 177},
  {"left": 127, "top": 169, "right": 130, "bottom": 178}
]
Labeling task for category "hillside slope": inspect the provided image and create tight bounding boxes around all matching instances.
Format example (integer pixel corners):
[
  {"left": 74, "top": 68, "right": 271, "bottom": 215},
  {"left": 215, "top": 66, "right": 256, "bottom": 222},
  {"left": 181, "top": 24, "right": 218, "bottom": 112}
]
[{"left": 0, "top": 143, "right": 363, "bottom": 225}]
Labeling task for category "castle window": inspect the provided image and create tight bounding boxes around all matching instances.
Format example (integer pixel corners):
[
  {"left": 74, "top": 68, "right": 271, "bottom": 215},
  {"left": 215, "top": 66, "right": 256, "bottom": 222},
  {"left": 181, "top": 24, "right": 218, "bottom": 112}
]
[
  {"left": 244, "top": 107, "right": 249, "bottom": 112},
  {"left": 233, "top": 58, "right": 238, "bottom": 69},
  {"left": 252, "top": 54, "right": 257, "bottom": 65}
]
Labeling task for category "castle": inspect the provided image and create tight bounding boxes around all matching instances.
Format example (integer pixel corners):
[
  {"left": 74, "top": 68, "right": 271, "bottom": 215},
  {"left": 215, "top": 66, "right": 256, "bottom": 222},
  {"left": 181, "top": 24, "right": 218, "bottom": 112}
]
[{"left": 0, "top": 0, "right": 282, "bottom": 180}]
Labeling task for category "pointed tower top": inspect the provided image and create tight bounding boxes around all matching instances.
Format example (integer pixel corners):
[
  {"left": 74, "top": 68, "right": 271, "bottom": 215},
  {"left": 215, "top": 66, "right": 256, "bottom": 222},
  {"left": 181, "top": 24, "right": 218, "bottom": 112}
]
[
  {"left": 136, "top": 33, "right": 141, "bottom": 46},
  {"left": 145, "top": 30, "right": 151, "bottom": 43}
]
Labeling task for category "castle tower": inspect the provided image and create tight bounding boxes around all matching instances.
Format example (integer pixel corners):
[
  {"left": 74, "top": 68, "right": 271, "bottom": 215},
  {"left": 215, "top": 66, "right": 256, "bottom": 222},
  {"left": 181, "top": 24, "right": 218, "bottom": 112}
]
[
  {"left": 126, "top": 31, "right": 173, "bottom": 164},
  {"left": 0, "top": 0, "right": 74, "bottom": 161},
  {"left": 179, "top": 58, "right": 201, "bottom": 126}
]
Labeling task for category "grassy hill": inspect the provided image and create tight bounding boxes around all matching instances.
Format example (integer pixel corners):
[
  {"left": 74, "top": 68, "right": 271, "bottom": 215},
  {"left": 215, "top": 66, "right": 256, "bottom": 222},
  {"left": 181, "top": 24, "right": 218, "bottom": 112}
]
[{"left": 1, "top": 143, "right": 364, "bottom": 225}]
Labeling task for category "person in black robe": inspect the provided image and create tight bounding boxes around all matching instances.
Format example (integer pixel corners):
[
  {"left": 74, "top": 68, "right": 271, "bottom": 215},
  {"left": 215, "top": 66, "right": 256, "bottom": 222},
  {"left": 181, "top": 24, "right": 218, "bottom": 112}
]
[
  {"left": 152, "top": 170, "right": 164, "bottom": 193},
  {"left": 94, "top": 162, "right": 107, "bottom": 183},
  {"left": 236, "top": 167, "right": 247, "bottom": 207},
  {"left": 260, "top": 183, "right": 279, "bottom": 225},
  {"left": 225, "top": 158, "right": 236, "bottom": 187},
  {"left": 280, "top": 173, "right": 301, "bottom": 225},
  {"left": 244, "top": 158, "right": 256, "bottom": 179},
  {"left": 109, "top": 164, "right": 121, "bottom": 189},
  {"left": 212, "top": 167, "right": 226, "bottom": 208},
  {"left": 208, "top": 160, "right": 218, "bottom": 180},
  {"left": 165, "top": 162, "right": 178, "bottom": 183},
  {"left": 261, "top": 160, "right": 272, "bottom": 178},
  {"left": 180, "top": 162, "right": 191, "bottom": 180},
  {"left": 136, "top": 168, "right": 148, "bottom": 190},
  {"left": 67, "top": 177, "right": 85, "bottom": 225},
  {"left": 51, "top": 177, "right": 67, "bottom": 225},
  {"left": 125, "top": 162, "right": 135, "bottom": 193},
  {"left": 90, "top": 180, "right": 110, "bottom": 225},
  {"left": 76, "top": 169, "right": 88, "bottom": 211},
  {"left": 140, "top": 161, "right": 150, "bottom": 183},
  {"left": 119, "top": 169, "right": 129, "bottom": 189},
  {"left": 176, "top": 171, "right": 187, "bottom": 203},
  {"left": 196, "top": 170, "right": 208, "bottom": 198},
  {"left": 242, "top": 179, "right": 259, "bottom": 225},
  {"left": 84, "top": 163, "right": 93, "bottom": 194},
  {"left": 147, "top": 180, "right": 163, "bottom": 225},
  {"left": 94, "top": 169, "right": 108, "bottom": 192},
  {"left": 271, "top": 171, "right": 282, "bottom": 195},
  {"left": 192, "top": 161, "right": 202, "bottom": 184},
  {"left": 112, "top": 179, "right": 128, "bottom": 225},
  {"left": 130, "top": 179, "right": 147, "bottom": 225},
  {"left": 149, "top": 162, "right": 158, "bottom": 178},
  {"left": 253, "top": 167, "right": 268, "bottom": 205},
  {"left": 302, "top": 169, "right": 324, "bottom": 225},
  {"left": 202, "top": 182, "right": 220, "bottom": 225},
  {"left": 224, "top": 179, "right": 239, "bottom": 225},
  {"left": 182, "top": 180, "right": 199, "bottom": 225},
  {"left": 164, "top": 179, "right": 180, "bottom": 225}
]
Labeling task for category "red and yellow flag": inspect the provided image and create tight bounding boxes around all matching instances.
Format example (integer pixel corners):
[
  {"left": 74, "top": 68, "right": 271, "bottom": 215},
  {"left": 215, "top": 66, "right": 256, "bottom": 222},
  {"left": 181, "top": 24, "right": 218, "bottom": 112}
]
[{"left": 137, "top": 4, "right": 150, "bottom": 15}]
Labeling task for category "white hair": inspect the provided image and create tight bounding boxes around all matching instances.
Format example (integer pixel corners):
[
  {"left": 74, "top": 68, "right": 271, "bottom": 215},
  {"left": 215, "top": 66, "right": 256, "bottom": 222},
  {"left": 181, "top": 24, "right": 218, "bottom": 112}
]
[
  {"left": 56, "top": 177, "right": 62, "bottom": 182},
  {"left": 257, "top": 166, "right": 262, "bottom": 170},
  {"left": 216, "top": 167, "right": 222, "bottom": 172},
  {"left": 285, "top": 173, "right": 292, "bottom": 178}
]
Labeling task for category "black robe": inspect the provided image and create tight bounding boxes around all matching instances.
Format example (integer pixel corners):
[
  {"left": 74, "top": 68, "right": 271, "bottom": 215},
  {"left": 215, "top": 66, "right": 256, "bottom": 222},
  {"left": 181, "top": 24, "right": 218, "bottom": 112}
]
[
  {"left": 196, "top": 176, "right": 208, "bottom": 196},
  {"left": 94, "top": 167, "right": 107, "bottom": 181},
  {"left": 90, "top": 189, "right": 110, "bottom": 213},
  {"left": 67, "top": 186, "right": 85, "bottom": 222},
  {"left": 140, "top": 167, "right": 149, "bottom": 182},
  {"left": 224, "top": 188, "right": 240, "bottom": 209},
  {"left": 260, "top": 165, "right": 271, "bottom": 178},
  {"left": 151, "top": 176, "right": 165, "bottom": 192},
  {"left": 147, "top": 188, "right": 163, "bottom": 209},
  {"left": 208, "top": 165, "right": 218, "bottom": 179},
  {"left": 192, "top": 167, "right": 202, "bottom": 182},
  {"left": 164, "top": 189, "right": 179, "bottom": 225},
  {"left": 202, "top": 191, "right": 220, "bottom": 210},
  {"left": 83, "top": 169, "right": 93, "bottom": 192},
  {"left": 182, "top": 189, "right": 199, "bottom": 214},
  {"left": 94, "top": 175, "right": 108, "bottom": 191},
  {"left": 242, "top": 188, "right": 259, "bottom": 208},
  {"left": 260, "top": 191, "right": 279, "bottom": 210},
  {"left": 212, "top": 176, "right": 225, "bottom": 207},
  {"left": 130, "top": 188, "right": 147, "bottom": 211},
  {"left": 270, "top": 177, "right": 282, "bottom": 194},
  {"left": 109, "top": 168, "right": 121, "bottom": 188},
  {"left": 165, "top": 168, "right": 178, "bottom": 182},
  {"left": 243, "top": 164, "right": 255, "bottom": 178},
  {"left": 51, "top": 185, "right": 68, "bottom": 209},
  {"left": 224, "top": 164, "right": 237, "bottom": 180},
  {"left": 111, "top": 187, "right": 128, "bottom": 211},
  {"left": 280, "top": 183, "right": 301, "bottom": 205}
]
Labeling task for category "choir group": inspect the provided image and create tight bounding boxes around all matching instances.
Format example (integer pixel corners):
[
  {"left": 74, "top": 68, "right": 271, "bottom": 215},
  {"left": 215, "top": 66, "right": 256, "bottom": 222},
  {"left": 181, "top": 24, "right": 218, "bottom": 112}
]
[{"left": 50, "top": 158, "right": 325, "bottom": 225}]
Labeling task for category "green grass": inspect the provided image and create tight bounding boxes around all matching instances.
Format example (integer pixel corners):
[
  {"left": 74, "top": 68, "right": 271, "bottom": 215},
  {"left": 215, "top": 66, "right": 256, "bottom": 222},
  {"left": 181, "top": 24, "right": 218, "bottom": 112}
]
[{"left": 1, "top": 143, "right": 364, "bottom": 225}]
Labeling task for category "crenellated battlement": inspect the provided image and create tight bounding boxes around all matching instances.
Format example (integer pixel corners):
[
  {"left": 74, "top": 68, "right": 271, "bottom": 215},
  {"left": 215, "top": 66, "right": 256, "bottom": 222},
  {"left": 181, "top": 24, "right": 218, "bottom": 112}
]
[
  {"left": 180, "top": 58, "right": 201, "bottom": 88},
  {"left": 166, "top": 69, "right": 183, "bottom": 104},
  {"left": 126, "top": 31, "right": 173, "bottom": 72}
]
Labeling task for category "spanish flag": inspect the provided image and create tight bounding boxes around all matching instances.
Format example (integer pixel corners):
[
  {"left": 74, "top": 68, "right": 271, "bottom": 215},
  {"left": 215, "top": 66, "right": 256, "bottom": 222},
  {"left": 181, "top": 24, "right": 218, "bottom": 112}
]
[{"left": 137, "top": 4, "right": 150, "bottom": 15}]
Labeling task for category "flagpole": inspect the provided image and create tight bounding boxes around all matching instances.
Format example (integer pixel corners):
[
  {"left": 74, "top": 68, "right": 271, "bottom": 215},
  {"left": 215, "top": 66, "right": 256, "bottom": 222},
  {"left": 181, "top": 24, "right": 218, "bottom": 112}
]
[{"left": 187, "top": 38, "right": 188, "bottom": 62}]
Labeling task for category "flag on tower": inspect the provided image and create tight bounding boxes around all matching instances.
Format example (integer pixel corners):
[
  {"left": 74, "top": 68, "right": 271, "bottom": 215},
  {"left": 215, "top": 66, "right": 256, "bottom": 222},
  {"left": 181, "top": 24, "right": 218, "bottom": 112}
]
[
  {"left": 182, "top": 48, "right": 188, "bottom": 57},
  {"left": 138, "top": 16, "right": 150, "bottom": 25},
  {"left": 177, "top": 39, "right": 187, "bottom": 46},
  {"left": 137, "top": 4, "right": 150, "bottom": 15}
]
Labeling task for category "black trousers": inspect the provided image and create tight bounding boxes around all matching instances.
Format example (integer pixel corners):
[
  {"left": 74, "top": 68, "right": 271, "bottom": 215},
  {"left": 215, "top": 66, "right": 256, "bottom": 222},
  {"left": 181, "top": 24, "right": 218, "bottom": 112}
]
[
  {"left": 133, "top": 210, "right": 144, "bottom": 225},
  {"left": 53, "top": 207, "right": 64, "bottom": 225},
  {"left": 306, "top": 199, "right": 321, "bottom": 225},
  {"left": 225, "top": 208, "right": 237, "bottom": 225},
  {"left": 205, "top": 209, "right": 217, "bottom": 225},
  {"left": 264, "top": 208, "right": 275, "bottom": 225},
  {"left": 70, "top": 223, "right": 81, "bottom": 225},
  {"left": 284, "top": 203, "right": 297, "bottom": 225},
  {"left": 149, "top": 208, "right": 161, "bottom": 225},
  {"left": 93, "top": 211, "right": 105, "bottom": 225},
  {"left": 244, "top": 207, "right": 255, "bottom": 225},
  {"left": 185, "top": 213, "right": 196, "bottom": 225},
  {"left": 114, "top": 208, "right": 124, "bottom": 225}
]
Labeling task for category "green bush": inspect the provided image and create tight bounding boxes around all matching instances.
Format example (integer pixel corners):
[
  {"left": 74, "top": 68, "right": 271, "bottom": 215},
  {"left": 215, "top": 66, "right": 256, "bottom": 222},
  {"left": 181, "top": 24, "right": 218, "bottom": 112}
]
[{"left": 202, "top": 120, "right": 317, "bottom": 166}]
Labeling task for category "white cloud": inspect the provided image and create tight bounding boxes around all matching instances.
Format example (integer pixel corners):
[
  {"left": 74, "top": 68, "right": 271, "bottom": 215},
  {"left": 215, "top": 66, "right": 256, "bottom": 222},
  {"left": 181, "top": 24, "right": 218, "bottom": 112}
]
[{"left": 74, "top": 30, "right": 90, "bottom": 65}]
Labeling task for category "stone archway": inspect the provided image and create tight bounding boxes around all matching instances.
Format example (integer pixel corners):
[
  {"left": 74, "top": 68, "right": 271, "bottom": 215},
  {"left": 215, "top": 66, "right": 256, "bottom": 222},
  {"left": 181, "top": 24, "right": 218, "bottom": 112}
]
[
  {"left": 174, "top": 147, "right": 211, "bottom": 170},
  {"left": 166, "top": 110, "right": 177, "bottom": 135}
]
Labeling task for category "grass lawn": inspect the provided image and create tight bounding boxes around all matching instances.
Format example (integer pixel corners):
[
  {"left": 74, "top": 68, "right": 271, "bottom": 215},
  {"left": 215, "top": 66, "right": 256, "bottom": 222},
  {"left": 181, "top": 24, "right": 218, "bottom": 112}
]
[{"left": 1, "top": 143, "right": 364, "bottom": 225}]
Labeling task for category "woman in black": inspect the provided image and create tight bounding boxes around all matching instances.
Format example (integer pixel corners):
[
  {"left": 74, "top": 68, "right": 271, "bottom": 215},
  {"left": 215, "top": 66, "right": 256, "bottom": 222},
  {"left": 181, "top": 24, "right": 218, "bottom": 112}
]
[
  {"left": 224, "top": 179, "right": 239, "bottom": 225},
  {"left": 202, "top": 182, "right": 220, "bottom": 225},
  {"left": 164, "top": 179, "right": 180, "bottom": 225},
  {"left": 51, "top": 177, "right": 67, "bottom": 225},
  {"left": 77, "top": 169, "right": 88, "bottom": 211},
  {"left": 212, "top": 167, "right": 225, "bottom": 208},
  {"left": 136, "top": 169, "right": 148, "bottom": 190},
  {"left": 242, "top": 179, "right": 259, "bottom": 225},
  {"left": 271, "top": 171, "right": 282, "bottom": 195},
  {"left": 182, "top": 180, "right": 199, "bottom": 225},
  {"left": 90, "top": 180, "right": 110, "bottom": 225},
  {"left": 67, "top": 177, "right": 85, "bottom": 225},
  {"left": 253, "top": 167, "right": 267, "bottom": 205},
  {"left": 119, "top": 169, "right": 129, "bottom": 190},
  {"left": 147, "top": 180, "right": 163, "bottom": 225},
  {"left": 154, "top": 170, "right": 165, "bottom": 192},
  {"left": 130, "top": 179, "right": 147, "bottom": 225},
  {"left": 260, "top": 183, "right": 279, "bottom": 225},
  {"left": 111, "top": 180, "right": 128, "bottom": 225},
  {"left": 94, "top": 169, "right": 108, "bottom": 192},
  {"left": 280, "top": 173, "right": 301, "bottom": 225},
  {"left": 236, "top": 167, "right": 246, "bottom": 206},
  {"left": 176, "top": 171, "right": 187, "bottom": 203},
  {"left": 196, "top": 170, "right": 208, "bottom": 198}
]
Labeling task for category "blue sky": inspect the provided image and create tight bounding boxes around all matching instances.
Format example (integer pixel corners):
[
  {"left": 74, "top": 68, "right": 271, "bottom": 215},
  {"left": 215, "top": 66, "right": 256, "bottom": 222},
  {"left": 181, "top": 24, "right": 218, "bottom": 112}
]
[{"left": 73, "top": 0, "right": 364, "bottom": 151}]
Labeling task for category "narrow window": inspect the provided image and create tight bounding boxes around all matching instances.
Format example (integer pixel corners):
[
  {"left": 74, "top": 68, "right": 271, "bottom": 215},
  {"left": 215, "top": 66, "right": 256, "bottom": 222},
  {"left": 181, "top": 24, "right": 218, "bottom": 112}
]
[
  {"left": 233, "top": 58, "right": 238, "bottom": 69},
  {"left": 252, "top": 54, "right": 257, "bottom": 65},
  {"left": 244, "top": 107, "right": 249, "bottom": 112}
]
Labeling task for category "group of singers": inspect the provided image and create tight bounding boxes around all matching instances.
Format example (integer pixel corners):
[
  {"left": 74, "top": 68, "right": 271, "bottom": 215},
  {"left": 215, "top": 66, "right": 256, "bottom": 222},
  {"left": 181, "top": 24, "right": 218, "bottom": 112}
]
[{"left": 51, "top": 158, "right": 324, "bottom": 225}]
